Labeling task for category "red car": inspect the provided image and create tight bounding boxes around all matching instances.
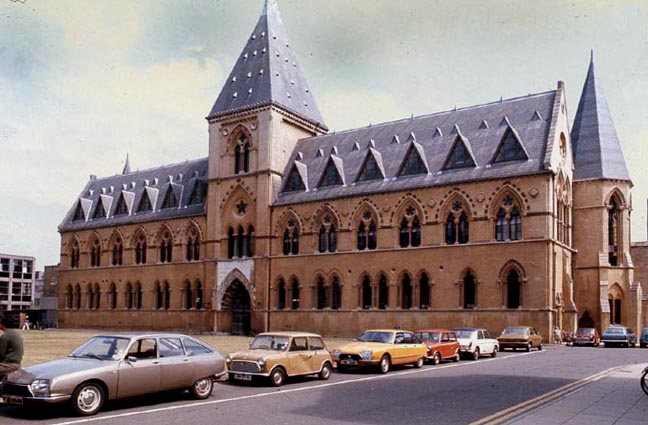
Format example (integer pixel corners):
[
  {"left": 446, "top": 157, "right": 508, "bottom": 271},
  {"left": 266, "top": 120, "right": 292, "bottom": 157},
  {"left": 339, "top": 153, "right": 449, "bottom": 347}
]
[
  {"left": 572, "top": 328, "right": 600, "bottom": 347},
  {"left": 414, "top": 329, "right": 461, "bottom": 365}
]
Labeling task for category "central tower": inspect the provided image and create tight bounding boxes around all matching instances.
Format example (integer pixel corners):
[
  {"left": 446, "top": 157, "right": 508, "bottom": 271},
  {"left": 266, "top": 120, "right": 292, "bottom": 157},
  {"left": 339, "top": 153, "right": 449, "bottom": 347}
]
[{"left": 205, "top": 0, "right": 327, "bottom": 334}]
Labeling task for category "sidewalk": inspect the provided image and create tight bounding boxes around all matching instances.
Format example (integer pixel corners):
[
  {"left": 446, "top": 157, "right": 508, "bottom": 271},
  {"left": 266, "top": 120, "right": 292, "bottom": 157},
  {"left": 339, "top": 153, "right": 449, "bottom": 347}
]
[{"left": 506, "top": 363, "right": 648, "bottom": 424}]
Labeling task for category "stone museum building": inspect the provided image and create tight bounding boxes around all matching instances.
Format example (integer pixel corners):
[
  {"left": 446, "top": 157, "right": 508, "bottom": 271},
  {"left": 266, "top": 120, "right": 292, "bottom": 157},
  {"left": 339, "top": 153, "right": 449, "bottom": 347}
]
[{"left": 57, "top": 0, "right": 642, "bottom": 339}]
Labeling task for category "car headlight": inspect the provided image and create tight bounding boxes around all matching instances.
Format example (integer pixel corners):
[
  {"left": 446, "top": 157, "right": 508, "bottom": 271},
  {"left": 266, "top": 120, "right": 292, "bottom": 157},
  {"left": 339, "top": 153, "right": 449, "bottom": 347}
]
[
  {"left": 332, "top": 349, "right": 340, "bottom": 360},
  {"left": 359, "top": 351, "right": 373, "bottom": 361},
  {"left": 258, "top": 357, "right": 266, "bottom": 366},
  {"left": 30, "top": 379, "right": 50, "bottom": 397},
  {"left": 225, "top": 355, "right": 232, "bottom": 363}
]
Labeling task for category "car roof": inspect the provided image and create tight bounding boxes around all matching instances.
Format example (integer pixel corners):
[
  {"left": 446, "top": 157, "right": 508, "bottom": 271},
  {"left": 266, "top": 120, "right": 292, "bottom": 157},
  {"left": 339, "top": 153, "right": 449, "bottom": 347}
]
[
  {"left": 363, "top": 329, "right": 405, "bottom": 333},
  {"left": 415, "top": 329, "right": 455, "bottom": 333},
  {"left": 257, "top": 331, "right": 322, "bottom": 338},
  {"left": 93, "top": 332, "right": 197, "bottom": 339},
  {"left": 453, "top": 328, "right": 485, "bottom": 332}
]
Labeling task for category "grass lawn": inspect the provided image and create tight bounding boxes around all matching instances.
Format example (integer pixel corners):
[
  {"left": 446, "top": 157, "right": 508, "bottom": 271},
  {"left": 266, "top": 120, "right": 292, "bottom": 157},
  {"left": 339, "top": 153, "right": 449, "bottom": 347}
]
[{"left": 17, "top": 330, "right": 352, "bottom": 366}]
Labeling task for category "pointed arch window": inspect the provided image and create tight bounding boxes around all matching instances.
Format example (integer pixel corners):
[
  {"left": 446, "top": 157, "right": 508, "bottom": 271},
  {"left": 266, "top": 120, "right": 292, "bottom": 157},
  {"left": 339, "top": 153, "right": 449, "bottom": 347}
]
[
  {"left": 160, "top": 231, "right": 173, "bottom": 263},
  {"left": 463, "top": 272, "right": 476, "bottom": 309},
  {"left": 112, "top": 237, "right": 123, "bottom": 266},
  {"left": 291, "top": 278, "right": 300, "bottom": 310},
  {"left": 161, "top": 187, "right": 178, "bottom": 209},
  {"left": 87, "top": 283, "right": 94, "bottom": 310},
  {"left": 316, "top": 277, "right": 327, "bottom": 309},
  {"left": 125, "top": 282, "right": 133, "bottom": 310},
  {"left": 399, "top": 207, "right": 421, "bottom": 248},
  {"left": 277, "top": 279, "right": 286, "bottom": 310},
  {"left": 186, "top": 228, "right": 201, "bottom": 261},
  {"left": 227, "top": 227, "right": 235, "bottom": 259},
  {"left": 155, "top": 282, "right": 163, "bottom": 309},
  {"left": 195, "top": 282, "right": 203, "bottom": 309},
  {"left": 506, "top": 269, "right": 521, "bottom": 309},
  {"left": 246, "top": 225, "right": 255, "bottom": 257},
  {"left": 357, "top": 213, "right": 378, "bottom": 251},
  {"left": 65, "top": 285, "right": 73, "bottom": 309},
  {"left": 73, "top": 284, "right": 81, "bottom": 309},
  {"left": 510, "top": 207, "right": 522, "bottom": 241},
  {"left": 114, "top": 194, "right": 128, "bottom": 216},
  {"left": 419, "top": 274, "right": 431, "bottom": 309},
  {"left": 285, "top": 166, "right": 306, "bottom": 192},
  {"left": 90, "top": 238, "right": 101, "bottom": 267},
  {"left": 378, "top": 274, "right": 389, "bottom": 310},
  {"left": 399, "top": 146, "right": 427, "bottom": 176},
  {"left": 135, "top": 233, "right": 147, "bottom": 264},
  {"left": 184, "top": 281, "right": 193, "bottom": 310},
  {"left": 495, "top": 195, "right": 523, "bottom": 242},
  {"left": 361, "top": 276, "right": 372, "bottom": 309},
  {"left": 494, "top": 130, "right": 527, "bottom": 163},
  {"left": 320, "top": 159, "right": 343, "bottom": 187},
  {"left": 137, "top": 192, "right": 152, "bottom": 212},
  {"left": 72, "top": 202, "right": 85, "bottom": 222},
  {"left": 331, "top": 276, "right": 342, "bottom": 310},
  {"left": 401, "top": 274, "right": 412, "bottom": 310},
  {"left": 92, "top": 198, "right": 106, "bottom": 219},
  {"left": 133, "top": 282, "right": 142, "bottom": 310},
  {"left": 445, "top": 213, "right": 457, "bottom": 245},
  {"left": 93, "top": 283, "right": 101, "bottom": 310},
  {"left": 317, "top": 216, "right": 337, "bottom": 253},
  {"left": 283, "top": 220, "right": 299, "bottom": 255},
  {"left": 109, "top": 283, "right": 117, "bottom": 310},
  {"left": 163, "top": 282, "right": 171, "bottom": 310},
  {"left": 234, "top": 133, "right": 250, "bottom": 174},
  {"left": 496, "top": 208, "right": 507, "bottom": 241},
  {"left": 236, "top": 225, "right": 245, "bottom": 258},
  {"left": 70, "top": 241, "right": 80, "bottom": 269},
  {"left": 608, "top": 197, "right": 620, "bottom": 266}
]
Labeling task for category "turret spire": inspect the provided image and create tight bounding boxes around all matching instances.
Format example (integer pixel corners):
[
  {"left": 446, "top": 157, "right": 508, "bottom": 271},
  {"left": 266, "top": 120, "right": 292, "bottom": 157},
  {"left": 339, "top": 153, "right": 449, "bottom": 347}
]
[
  {"left": 122, "top": 153, "right": 131, "bottom": 175},
  {"left": 209, "top": 0, "right": 327, "bottom": 130},
  {"left": 571, "top": 52, "right": 630, "bottom": 181}
]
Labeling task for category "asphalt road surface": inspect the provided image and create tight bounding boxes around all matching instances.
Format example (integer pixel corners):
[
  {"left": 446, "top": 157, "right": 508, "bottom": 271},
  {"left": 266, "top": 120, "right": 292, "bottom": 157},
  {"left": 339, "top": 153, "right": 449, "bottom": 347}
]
[{"left": 2, "top": 345, "right": 647, "bottom": 425}]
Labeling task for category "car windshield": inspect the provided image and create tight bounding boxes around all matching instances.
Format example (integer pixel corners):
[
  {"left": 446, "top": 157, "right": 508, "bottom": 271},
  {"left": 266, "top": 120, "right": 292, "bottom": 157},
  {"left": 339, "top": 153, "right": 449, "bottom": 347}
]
[
  {"left": 604, "top": 327, "right": 624, "bottom": 334},
  {"left": 70, "top": 336, "right": 131, "bottom": 360},
  {"left": 249, "top": 335, "right": 289, "bottom": 351},
  {"left": 577, "top": 328, "right": 594, "bottom": 335},
  {"left": 357, "top": 331, "right": 394, "bottom": 344},
  {"left": 502, "top": 327, "right": 529, "bottom": 335},
  {"left": 415, "top": 332, "right": 440, "bottom": 342},
  {"left": 454, "top": 329, "right": 475, "bottom": 338}
]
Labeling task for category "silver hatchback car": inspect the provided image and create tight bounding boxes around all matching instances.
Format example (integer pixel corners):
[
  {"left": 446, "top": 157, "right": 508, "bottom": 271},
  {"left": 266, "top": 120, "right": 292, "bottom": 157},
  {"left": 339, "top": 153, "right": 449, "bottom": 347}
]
[{"left": 1, "top": 333, "right": 226, "bottom": 416}]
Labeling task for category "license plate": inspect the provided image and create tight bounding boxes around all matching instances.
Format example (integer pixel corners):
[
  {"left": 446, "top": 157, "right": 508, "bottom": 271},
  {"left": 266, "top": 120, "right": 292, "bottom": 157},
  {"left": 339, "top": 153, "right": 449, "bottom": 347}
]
[
  {"left": 340, "top": 359, "right": 358, "bottom": 365},
  {"left": 233, "top": 374, "right": 252, "bottom": 381},
  {"left": 1, "top": 396, "right": 23, "bottom": 405}
]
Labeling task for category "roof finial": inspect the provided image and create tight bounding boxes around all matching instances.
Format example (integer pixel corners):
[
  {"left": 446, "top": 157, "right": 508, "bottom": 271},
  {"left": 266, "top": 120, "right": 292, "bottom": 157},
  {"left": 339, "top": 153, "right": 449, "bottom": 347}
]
[
  {"left": 262, "top": 0, "right": 279, "bottom": 16},
  {"left": 590, "top": 48, "right": 594, "bottom": 63},
  {"left": 122, "top": 153, "right": 131, "bottom": 175}
]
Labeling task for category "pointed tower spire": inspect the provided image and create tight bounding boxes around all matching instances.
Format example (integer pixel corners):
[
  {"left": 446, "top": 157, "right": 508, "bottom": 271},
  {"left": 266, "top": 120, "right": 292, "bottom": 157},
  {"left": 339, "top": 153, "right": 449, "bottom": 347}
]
[
  {"left": 208, "top": 0, "right": 327, "bottom": 130},
  {"left": 571, "top": 53, "right": 630, "bottom": 181},
  {"left": 122, "top": 153, "right": 131, "bottom": 175}
]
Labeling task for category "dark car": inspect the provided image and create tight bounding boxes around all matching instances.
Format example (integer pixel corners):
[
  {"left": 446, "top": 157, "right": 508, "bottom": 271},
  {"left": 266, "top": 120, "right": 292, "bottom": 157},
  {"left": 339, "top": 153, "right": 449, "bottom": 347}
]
[
  {"left": 601, "top": 326, "right": 636, "bottom": 348},
  {"left": 639, "top": 328, "right": 648, "bottom": 348},
  {"left": 572, "top": 328, "right": 600, "bottom": 347}
]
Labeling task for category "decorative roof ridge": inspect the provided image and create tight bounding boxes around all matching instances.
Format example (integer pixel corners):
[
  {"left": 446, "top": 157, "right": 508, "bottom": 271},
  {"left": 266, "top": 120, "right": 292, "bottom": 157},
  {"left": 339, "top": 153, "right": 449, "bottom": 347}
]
[{"left": 92, "top": 157, "right": 208, "bottom": 182}]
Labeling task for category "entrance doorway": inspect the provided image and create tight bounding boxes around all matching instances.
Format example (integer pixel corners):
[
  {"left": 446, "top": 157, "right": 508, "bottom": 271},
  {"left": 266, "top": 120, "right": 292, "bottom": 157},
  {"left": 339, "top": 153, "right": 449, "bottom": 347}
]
[{"left": 222, "top": 280, "right": 251, "bottom": 335}]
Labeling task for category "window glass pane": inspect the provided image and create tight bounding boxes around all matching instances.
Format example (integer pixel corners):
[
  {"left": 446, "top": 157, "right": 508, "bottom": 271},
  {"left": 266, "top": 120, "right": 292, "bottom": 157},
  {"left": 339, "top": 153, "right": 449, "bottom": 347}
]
[{"left": 159, "top": 338, "right": 184, "bottom": 357}]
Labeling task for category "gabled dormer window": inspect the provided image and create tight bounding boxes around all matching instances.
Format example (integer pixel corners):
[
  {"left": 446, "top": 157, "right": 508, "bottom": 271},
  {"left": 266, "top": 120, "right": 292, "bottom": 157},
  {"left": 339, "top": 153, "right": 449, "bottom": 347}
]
[
  {"left": 92, "top": 197, "right": 106, "bottom": 219},
  {"left": 114, "top": 194, "right": 128, "bottom": 216},
  {"left": 319, "top": 158, "right": 343, "bottom": 187},
  {"left": 161, "top": 187, "right": 178, "bottom": 209},
  {"left": 285, "top": 165, "right": 306, "bottom": 192},
  {"left": 188, "top": 181, "right": 205, "bottom": 205},
  {"left": 72, "top": 202, "right": 85, "bottom": 222},
  {"left": 357, "top": 151, "right": 383, "bottom": 182},
  {"left": 444, "top": 137, "right": 475, "bottom": 169},
  {"left": 493, "top": 129, "right": 528, "bottom": 163},
  {"left": 138, "top": 191, "right": 152, "bottom": 212},
  {"left": 399, "top": 145, "right": 427, "bottom": 176}
]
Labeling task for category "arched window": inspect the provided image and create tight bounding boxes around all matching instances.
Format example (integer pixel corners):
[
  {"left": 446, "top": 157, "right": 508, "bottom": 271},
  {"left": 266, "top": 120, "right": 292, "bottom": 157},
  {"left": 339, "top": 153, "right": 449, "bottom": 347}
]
[
  {"left": 445, "top": 213, "right": 456, "bottom": 245},
  {"left": 90, "top": 238, "right": 101, "bottom": 267},
  {"left": 318, "top": 225, "right": 327, "bottom": 253},
  {"left": 399, "top": 217, "right": 409, "bottom": 248},
  {"left": 93, "top": 283, "right": 101, "bottom": 310},
  {"left": 378, "top": 274, "right": 389, "bottom": 310},
  {"left": 283, "top": 229, "right": 292, "bottom": 255},
  {"left": 401, "top": 274, "right": 412, "bottom": 309},
  {"left": 506, "top": 269, "right": 521, "bottom": 309},
  {"left": 87, "top": 283, "right": 94, "bottom": 310},
  {"left": 195, "top": 282, "right": 203, "bottom": 309},
  {"left": 291, "top": 228, "right": 299, "bottom": 255},
  {"left": 155, "top": 282, "right": 163, "bottom": 309},
  {"left": 134, "top": 282, "right": 142, "bottom": 310},
  {"left": 112, "top": 237, "right": 123, "bottom": 266},
  {"left": 316, "top": 277, "right": 327, "bottom": 309},
  {"left": 74, "top": 284, "right": 81, "bottom": 309},
  {"left": 361, "top": 276, "right": 372, "bottom": 309},
  {"left": 186, "top": 228, "right": 200, "bottom": 261},
  {"left": 227, "top": 227, "right": 235, "bottom": 259},
  {"left": 70, "top": 242, "right": 80, "bottom": 269},
  {"left": 163, "top": 282, "right": 170, "bottom": 310},
  {"left": 328, "top": 224, "right": 337, "bottom": 252},
  {"left": 411, "top": 217, "right": 421, "bottom": 247},
  {"left": 494, "top": 195, "right": 522, "bottom": 242},
  {"left": 463, "top": 272, "right": 476, "bottom": 309},
  {"left": 237, "top": 225, "right": 245, "bottom": 258},
  {"left": 234, "top": 133, "right": 250, "bottom": 174},
  {"left": 135, "top": 233, "right": 147, "bottom": 264},
  {"left": 332, "top": 276, "right": 342, "bottom": 310},
  {"left": 419, "top": 274, "right": 430, "bottom": 309},
  {"left": 277, "top": 279, "right": 286, "bottom": 310},
  {"left": 608, "top": 197, "right": 619, "bottom": 266},
  {"left": 446, "top": 202, "right": 469, "bottom": 245},
  {"left": 357, "top": 222, "right": 367, "bottom": 250},
  {"left": 368, "top": 221, "right": 377, "bottom": 249},
  {"left": 184, "top": 281, "right": 193, "bottom": 310},
  {"left": 125, "top": 282, "right": 133, "bottom": 310},
  {"left": 458, "top": 212, "right": 469, "bottom": 244},
  {"left": 160, "top": 231, "right": 173, "bottom": 263},
  {"left": 317, "top": 215, "right": 338, "bottom": 253},
  {"left": 65, "top": 285, "right": 73, "bottom": 309},
  {"left": 399, "top": 207, "right": 421, "bottom": 248},
  {"left": 109, "top": 283, "right": 117, "bottom": 310},
  {"left": 291, "top": 278, "right": 300, "bottom": 310},
  {"left": 246, "top": 225, "right": 255, "bottom": 257}
]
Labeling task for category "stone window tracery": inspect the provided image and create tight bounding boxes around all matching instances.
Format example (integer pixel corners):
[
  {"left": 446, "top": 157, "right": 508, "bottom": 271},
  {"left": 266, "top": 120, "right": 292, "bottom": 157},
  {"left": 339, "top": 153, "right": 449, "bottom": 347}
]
[
  {"left": 317, "top": 214, "right": 337, "bottom": 253},
  {"left": 495, "top": 194, "right": 522, "bottom": 242},
  {"left": 234, "top": 133, "right": 251, "bottom": 175},
  {"left": 283, "top": 219, "right": 299, "bottom": 255},
  {"left": 159, "top": 231, "right": 173, "bottom": 263},
  {"left": 399, "top": 206, "right": 421, "bottom": 248},
  {"left": 90, "top": 237, "right": 101, "bottom": 267},
  {"left": 112, "top": 237, "right": 123, "bottom": 266},
  {"left": 357, "top": 210, "right": 377, "bottom": 251}
]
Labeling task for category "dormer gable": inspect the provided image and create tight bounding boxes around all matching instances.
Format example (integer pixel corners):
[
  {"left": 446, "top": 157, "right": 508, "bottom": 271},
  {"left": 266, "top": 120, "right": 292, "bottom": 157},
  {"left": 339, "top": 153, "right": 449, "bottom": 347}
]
[
  {"left": 284, "top": 161, "right": 308, "bottom": 192},
  {"left": 444, "top": 133, "right": 477, "bottom": 170},
  {"left": 492, "top": 125, "right": 529, "bottom": 163},
  {"left": 356, "top": 148, "right": 386, "bottom": 182},
  {"left": 398, "top": 142, "right": 429, "bottom": 176},
  {"left": 161, "top": 185, "right": 179, "bottom": 209},
  {"left": 318, "top": 155, "right": 345, "bottom": 187}
]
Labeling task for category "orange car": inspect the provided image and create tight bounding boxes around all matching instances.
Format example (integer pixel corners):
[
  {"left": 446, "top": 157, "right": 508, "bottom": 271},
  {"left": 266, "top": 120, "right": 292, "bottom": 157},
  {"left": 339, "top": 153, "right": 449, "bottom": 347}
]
[{"left": 414, "top": 329, "right": 461, "bottom": 364}]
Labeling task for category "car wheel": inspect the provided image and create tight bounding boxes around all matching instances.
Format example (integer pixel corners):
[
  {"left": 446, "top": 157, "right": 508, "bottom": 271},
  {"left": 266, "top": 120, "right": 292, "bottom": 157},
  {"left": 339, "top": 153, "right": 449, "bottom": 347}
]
[
  {"left": 538, "top": 343, "right": 543, "bottom": 351},
  {"left": 270, "top": 367, "right": 286, "bottom": 387},
  {"left": 190, "top": 377, "right": 213, "bottom": 399},
  {"left": 472, "top": 348, "right": 480, "bottom": 361},
  {"left": 525, "top": 343, "right": 531, "bottom": 352},
  {"left": 71, "top": 382, "right": 105, "bottom": 416},
  {"left": 491, "top": 347, "right": 498, "bottom": 357},
  {"left": 454, "top": 351, "right": 460, "bottom": 362},
  {"left": 641, "top": 367, "right": 648, "bottom": 396},
  {"left": 319, "top": 362, "right": 332, "bottom": 380},
  {"left": 378, "top": 355, "right": 391, "bottom": 374},
  {"left": 432, "top": 352, "right": 441, "bottom": 365},
  {"left": 413, "top": 357, "right": 425, "bottom": 369}
]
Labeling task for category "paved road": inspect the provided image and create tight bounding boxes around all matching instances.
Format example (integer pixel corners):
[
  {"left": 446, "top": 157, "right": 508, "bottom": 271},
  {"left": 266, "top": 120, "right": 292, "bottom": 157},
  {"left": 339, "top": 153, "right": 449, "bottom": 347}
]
[{"left": 2, "top": 346, "right": 647, "bottom": 425}]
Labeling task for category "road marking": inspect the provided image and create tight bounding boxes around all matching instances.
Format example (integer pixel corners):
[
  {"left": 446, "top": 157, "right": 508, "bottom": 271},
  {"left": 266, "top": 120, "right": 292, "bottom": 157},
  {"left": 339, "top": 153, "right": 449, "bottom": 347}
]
[
  {"left": 469, "top": 365, "right": 620, "bottom": 425},
  {"left": 51, "top": 350, "right": 543, "bottom": 425}
]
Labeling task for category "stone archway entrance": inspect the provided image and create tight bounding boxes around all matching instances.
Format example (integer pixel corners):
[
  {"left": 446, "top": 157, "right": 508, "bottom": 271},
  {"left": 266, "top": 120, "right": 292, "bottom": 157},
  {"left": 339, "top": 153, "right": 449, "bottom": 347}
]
[
  {"left": 578, "top": 311, "right": 595, "bottom": 328},
  {"left": 222, "top": 279, "right": 251, "bottom": 335}
]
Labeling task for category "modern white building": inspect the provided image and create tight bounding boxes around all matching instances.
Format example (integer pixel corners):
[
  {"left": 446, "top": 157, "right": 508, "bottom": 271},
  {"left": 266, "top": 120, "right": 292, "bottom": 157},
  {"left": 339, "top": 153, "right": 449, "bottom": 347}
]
[{"left": 0, "top": 253, "right": 35, "bottom": 311}]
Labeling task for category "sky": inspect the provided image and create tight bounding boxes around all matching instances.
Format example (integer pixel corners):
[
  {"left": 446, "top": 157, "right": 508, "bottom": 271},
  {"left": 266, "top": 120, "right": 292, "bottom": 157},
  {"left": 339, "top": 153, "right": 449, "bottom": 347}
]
[{"left": 1, "top": 0, "right": 648, "bottom": 268}]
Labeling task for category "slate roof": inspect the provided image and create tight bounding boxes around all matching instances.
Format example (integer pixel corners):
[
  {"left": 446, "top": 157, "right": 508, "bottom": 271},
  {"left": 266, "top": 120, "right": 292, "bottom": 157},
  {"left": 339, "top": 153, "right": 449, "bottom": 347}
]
[
  {"left": 59, "top": 158, "right": 208, "bottom": 232},
  {"left": 275, "top": 90, "right": 557, "bottom": 205},
  {"left": 571, "top": 53, "right": 631, "bottom": 182},
  {"left": 208, "top": 0, "right": 327, "bottom": 130}
]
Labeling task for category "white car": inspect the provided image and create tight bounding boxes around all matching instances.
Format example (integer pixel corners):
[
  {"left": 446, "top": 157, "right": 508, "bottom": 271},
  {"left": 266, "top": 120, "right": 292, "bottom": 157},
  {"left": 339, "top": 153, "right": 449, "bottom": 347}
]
[{"left": 453, "top": 328, "right": 499, "bottom": 360}]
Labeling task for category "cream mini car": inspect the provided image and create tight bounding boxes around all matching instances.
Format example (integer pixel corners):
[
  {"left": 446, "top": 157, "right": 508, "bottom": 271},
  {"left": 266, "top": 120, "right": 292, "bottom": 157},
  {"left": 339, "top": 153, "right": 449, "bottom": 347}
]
[{"left": 226, "top": 332, "right": 333, "bottom": 387}]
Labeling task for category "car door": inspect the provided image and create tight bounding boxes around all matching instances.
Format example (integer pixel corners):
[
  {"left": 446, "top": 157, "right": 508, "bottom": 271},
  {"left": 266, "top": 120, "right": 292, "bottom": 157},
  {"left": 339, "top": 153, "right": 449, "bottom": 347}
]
[
  {"left": 159, "top": 337, "right": 195, "bottom": 390},
  {"left": 439, "top": 332, "right": 452, "bottom": 358},
  {"left": 307, "top": 336, "right": 329, "bottom": 373},
  {"left": 118, "top": 338, "right": 162, "bottom": 398},
  {"left": 288, "top": 336, "right": 312, "bottom": 376},
  {"left": 481, "top": 330, "right": 494, "bottom": 353}
]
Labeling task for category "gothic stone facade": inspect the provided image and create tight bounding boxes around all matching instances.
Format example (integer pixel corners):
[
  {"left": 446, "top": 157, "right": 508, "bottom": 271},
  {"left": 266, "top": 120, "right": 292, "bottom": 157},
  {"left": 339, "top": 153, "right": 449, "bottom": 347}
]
[{"left": 57, "top": 0, "right": 640, "bottom": 339}]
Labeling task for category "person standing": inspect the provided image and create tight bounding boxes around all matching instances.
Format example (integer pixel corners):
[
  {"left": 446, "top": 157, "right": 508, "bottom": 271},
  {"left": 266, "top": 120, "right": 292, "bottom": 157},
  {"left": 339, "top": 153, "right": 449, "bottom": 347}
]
[{"left": 0, "top": 316, "right": 23, "bottom": 374}]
